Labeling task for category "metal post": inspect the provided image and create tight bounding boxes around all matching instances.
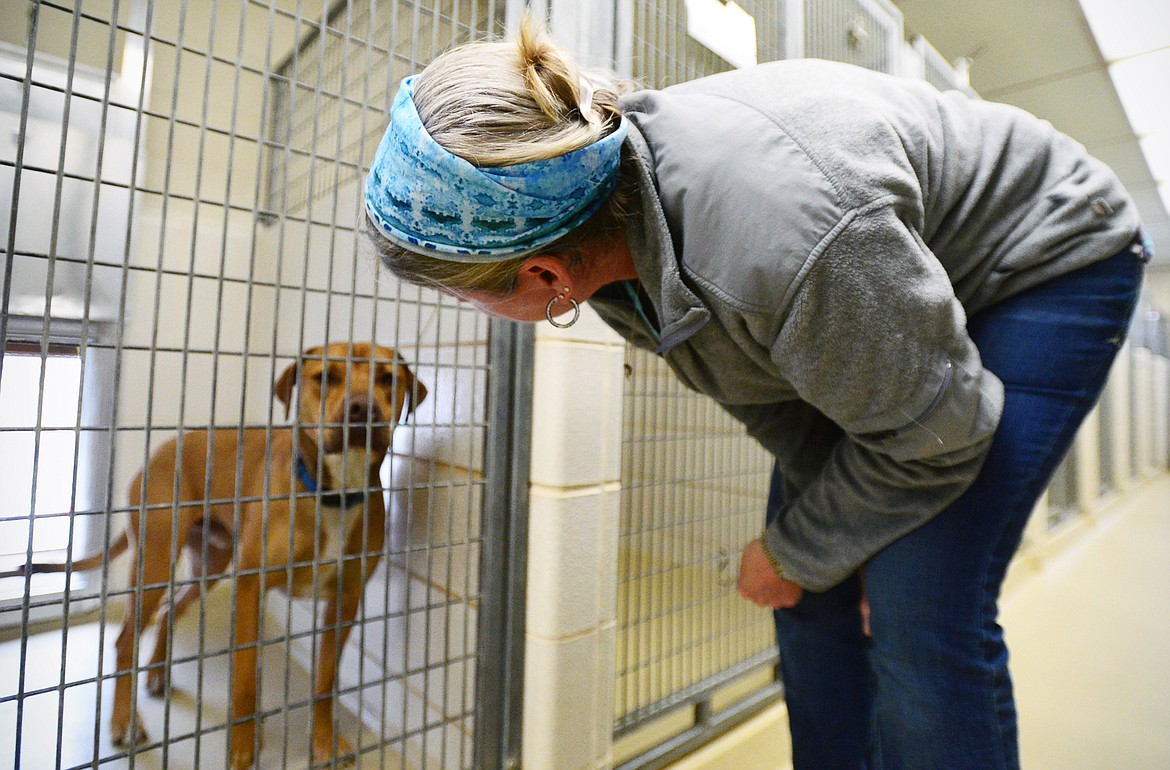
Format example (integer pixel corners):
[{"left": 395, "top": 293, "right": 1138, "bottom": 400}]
[{"left": 474, "top": 319, "right": 534, "bottom": 770}]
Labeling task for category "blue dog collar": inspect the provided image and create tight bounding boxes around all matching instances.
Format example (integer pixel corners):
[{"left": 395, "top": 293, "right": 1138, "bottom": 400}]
[
  {"left": 294, "top": 452, "right": 319, "bottom": 493},
  {"left": 294, "top": 453, "right": 369, "bottom": 510},
  {"left": 364, "top": 76, "right": 628, "bottom": 261}
]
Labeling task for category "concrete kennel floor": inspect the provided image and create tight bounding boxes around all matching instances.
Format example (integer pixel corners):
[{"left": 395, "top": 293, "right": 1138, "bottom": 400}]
[
  {"left": 0, "top": 562, "right": 455, "bottom": 770},
  {"left": 668, "top": 472, "right": 1170, "bottom": 770},
  {"left": 0, "top": 602, "right": 373, "bottom": 769}
]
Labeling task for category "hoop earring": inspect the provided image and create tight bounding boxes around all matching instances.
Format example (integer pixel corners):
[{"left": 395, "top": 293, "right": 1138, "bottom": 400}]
[{"left": 546, "top": 294, "right": 580, "bottom": 328}]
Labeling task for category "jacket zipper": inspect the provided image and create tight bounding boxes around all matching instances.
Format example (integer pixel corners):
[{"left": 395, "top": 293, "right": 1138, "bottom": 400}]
[
  {"left": 864, "top": 359, "right": 953, "bottom": 442},
  {"left": 915, "top": 359, "right": 954, "bottom": 428}
]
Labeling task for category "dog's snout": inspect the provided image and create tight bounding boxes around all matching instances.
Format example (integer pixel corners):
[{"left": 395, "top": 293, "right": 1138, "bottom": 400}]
[{"left": 347, "top": 397, "right": 370, "bottom": 423}]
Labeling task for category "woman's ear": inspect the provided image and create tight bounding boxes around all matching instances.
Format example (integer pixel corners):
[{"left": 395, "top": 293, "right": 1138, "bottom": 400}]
[{"left": 517, "top": 255, "right": 573, "bottom": 295}]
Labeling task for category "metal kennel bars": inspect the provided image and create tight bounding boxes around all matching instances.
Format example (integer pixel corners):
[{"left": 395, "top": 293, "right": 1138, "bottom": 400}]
[
  {"left": 613, "top": 2, "right": 914, "bottom": 765},
  {"left": 613, "top": 4, "right": 790, "bottom": 766},
  {"left": 1, "top": 1, "right": 530, "bottom": 768}
]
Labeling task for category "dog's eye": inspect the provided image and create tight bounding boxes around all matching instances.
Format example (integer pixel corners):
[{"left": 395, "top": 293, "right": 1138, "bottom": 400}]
[{"left": 378, "top": 372, "right": 396, "bottom": 388}]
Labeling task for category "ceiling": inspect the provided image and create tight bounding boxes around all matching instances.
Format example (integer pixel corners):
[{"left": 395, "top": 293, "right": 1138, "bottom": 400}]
[{"left": 891, "top": 0, "right": 1169, "bottom": 268}]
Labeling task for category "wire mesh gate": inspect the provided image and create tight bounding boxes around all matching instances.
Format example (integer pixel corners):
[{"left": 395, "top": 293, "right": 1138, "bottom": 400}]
[
  {"left": 614, "top": 0, "right": 909, "bottom": 766},
  {"left": 614, "top": 2, "right": 791, "bottom": 765},
  {"left": 614, "top": 346, "right": 777, "bottom": 767},
  {"left": 0, "top": 1, "right": 527, "bottom": 768}
]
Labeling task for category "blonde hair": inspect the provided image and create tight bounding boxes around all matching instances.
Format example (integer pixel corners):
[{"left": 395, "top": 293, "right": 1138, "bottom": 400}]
[{"left": 364, "top": 14, "right": 637, "bottom": 295}]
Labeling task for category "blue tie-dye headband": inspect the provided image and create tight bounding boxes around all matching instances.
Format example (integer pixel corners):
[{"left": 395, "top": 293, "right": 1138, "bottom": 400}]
[{"left": 364, "top": 76, "right": 629, "bottom": 261}]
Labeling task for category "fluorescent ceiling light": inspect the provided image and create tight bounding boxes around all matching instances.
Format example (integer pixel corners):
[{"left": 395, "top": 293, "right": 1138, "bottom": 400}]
[
  {"left": 1108, "top": 49, "right": 1170, "bottom": 137},
  {"left": 1110, "top": 50, "right": 1170, "bottom": 218},
  {"left": 1078, "top": 0, "right": 1170, "bottom": 259},
  {"left": 1141, "top": 133, "right": 1170, "bottom": 184},
  {"left": 1078, "top": 0, "right": 1170, "bottom": 61}
]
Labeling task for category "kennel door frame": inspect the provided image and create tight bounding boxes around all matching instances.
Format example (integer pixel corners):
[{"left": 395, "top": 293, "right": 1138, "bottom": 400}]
[{"left": 475, "top": 318, "right": 534, "bottom": 770}]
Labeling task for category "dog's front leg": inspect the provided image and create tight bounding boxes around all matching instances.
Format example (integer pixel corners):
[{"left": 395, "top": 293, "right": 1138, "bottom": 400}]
[
  {"left": 311, "top": 584, "right": 363, "bottom": 766},
  {"left": 229, "top": 572, "right": 262, "bottom": 770}
]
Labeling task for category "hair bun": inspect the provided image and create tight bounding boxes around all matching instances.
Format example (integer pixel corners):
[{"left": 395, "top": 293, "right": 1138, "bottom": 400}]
[{"left": 517, "top": 15, "right": 587, "bottom": 124}]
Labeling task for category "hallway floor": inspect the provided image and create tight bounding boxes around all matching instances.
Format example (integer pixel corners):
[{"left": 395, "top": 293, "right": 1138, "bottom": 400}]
[
  {"left": 669, "top": 472, "right": 1170, "bottom": 770},
  {"left": 1003, "top": 472, "right": 1170, "bottom": 770}
]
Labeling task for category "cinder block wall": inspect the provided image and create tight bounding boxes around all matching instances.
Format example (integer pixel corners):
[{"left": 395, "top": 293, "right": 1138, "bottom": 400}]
[{"left": 524, "top": 307, "right": 626, "bottom": 770}]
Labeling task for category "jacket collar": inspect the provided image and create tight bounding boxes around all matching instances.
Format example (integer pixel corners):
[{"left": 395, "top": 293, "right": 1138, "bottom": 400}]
[{"left": 622, "top": 122, "right": 711, "bottom": 354}]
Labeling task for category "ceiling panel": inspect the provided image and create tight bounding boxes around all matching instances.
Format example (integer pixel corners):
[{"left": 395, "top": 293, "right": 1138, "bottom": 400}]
[
  {"left": 995, "top": 68, "right": 1132, "bottom": 146},
  {"left": 1129, "top": 186, "right": 1170, "bottom": 233},
  {"left": 1085, "top": 138, "right": 1158, "bottom": 183},
  {"left": 892, "top": 0, "right": 1101, "bottom": 95},
  {"left": 891, "top": 0, "right": 1168, "bottom": 266}
]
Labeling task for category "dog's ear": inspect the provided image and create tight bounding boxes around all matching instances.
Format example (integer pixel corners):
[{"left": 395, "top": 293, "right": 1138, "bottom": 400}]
[
  {"left": 274, "top": 346, "right": 325, "bottom": 419},
  {"left": 273, "top": 361, "right": 299, "bottom": 420},
  {"left": 400, "top": 364, "right": 428, "bottom": 420}
]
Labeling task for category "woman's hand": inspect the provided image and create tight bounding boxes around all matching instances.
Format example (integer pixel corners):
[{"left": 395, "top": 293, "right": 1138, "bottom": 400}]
[{"left": 737, "top": 539, "right": 804, "bottom": 608}]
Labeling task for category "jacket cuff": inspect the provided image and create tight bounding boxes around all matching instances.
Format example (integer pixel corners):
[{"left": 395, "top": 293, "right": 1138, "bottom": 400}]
[{"left": 758, "top": 530, "right": 787, "bottom": 580}]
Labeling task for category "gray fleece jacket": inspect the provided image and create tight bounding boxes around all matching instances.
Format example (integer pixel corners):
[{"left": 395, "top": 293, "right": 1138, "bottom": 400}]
[{"left": 589, "top": 59, "right": 1140, "bottom": 592}]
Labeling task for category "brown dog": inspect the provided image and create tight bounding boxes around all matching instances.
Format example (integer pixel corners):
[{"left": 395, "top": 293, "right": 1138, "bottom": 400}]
[{"left": 4, "top": 342, "right": 426, "bottom": 768}]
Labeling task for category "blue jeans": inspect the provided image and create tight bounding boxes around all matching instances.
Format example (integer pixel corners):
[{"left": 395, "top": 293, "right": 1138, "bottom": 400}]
[{"left": 768, "top": 242, "right": 1146, "bottom": 770}]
